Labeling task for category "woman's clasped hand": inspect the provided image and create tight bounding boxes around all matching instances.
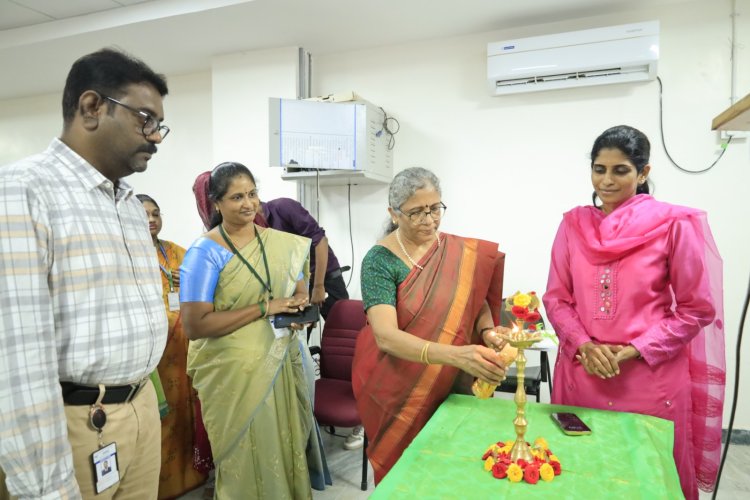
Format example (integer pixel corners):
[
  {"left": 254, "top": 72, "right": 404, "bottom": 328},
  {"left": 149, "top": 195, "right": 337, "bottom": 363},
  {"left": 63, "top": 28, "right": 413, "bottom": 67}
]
[{"left": 575, "top": 341, "right": 641, "bottom": 379}]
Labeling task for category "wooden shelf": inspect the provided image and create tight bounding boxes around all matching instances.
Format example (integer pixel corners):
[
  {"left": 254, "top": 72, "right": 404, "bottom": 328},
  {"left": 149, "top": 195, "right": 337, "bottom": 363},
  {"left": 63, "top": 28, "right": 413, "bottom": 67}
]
[
  {"left": 280, "top": 169, "right": 391, "bottom": 186},
  {"left": 712, "top": 92, "right": 750, "bottom": 131}
]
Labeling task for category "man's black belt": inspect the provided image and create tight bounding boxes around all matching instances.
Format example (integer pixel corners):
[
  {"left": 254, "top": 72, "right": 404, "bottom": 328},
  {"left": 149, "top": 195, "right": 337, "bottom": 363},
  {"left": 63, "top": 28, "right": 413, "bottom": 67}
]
[
  {"left": 327, "top": 265, "right": 350, "bottom": 280},
  {"left": 60, "top": 380, "right": 145, "bottom": 406}
]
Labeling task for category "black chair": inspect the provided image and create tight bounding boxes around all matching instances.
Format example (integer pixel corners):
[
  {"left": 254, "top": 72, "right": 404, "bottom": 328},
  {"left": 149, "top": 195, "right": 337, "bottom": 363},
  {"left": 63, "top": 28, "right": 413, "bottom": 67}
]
[{"left": 495, "top": 308, "right": 553, "bottom": 402}]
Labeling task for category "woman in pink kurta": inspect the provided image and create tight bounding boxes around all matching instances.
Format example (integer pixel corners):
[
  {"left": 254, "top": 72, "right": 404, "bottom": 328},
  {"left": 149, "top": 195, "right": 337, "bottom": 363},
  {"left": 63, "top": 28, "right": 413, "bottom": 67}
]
[{"left": 544, "top": 125, "right": 725, "bottom": 500}]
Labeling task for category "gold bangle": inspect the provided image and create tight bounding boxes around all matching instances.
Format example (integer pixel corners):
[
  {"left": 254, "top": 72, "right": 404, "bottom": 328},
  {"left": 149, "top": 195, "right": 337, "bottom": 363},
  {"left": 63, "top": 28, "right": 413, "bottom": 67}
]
[{"left": 420, "top": 342, "right": 432, "bottom": 364}]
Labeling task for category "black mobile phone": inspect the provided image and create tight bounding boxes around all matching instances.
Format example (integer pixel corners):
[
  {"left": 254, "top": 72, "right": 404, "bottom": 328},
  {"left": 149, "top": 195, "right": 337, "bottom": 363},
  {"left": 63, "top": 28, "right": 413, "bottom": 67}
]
[
  {"left": 550, "top": 412, "right": 592, "bottom": 435},
  {"left": 272, "top": 304, "right": 320, "bottom": 329}
]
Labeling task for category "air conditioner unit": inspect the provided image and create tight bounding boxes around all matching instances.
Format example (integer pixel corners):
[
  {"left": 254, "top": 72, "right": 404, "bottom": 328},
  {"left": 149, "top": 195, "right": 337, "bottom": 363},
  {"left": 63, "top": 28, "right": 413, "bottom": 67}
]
[{"left": 487, "top": 21, "right": 659, "bottom": 95}]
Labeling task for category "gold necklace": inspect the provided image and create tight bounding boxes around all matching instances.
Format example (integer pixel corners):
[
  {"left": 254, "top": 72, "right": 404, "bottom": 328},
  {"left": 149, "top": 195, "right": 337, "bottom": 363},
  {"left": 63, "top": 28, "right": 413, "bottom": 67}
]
[{"left": 396, "top": 228, "right": 441, "bottom": 270}]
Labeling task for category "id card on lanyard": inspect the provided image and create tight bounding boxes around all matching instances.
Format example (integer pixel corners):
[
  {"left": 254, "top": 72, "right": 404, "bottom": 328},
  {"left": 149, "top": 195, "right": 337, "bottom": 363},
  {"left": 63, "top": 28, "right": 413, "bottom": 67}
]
[{"left": 158, "top": 242, "right": 180, "bottom": 311}]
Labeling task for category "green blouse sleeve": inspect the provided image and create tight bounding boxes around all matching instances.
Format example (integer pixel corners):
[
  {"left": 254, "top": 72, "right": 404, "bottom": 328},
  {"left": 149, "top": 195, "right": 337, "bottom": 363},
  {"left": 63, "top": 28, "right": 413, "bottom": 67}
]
[{"left": 361, "top": 245, "right": 411, "bottom": 311}]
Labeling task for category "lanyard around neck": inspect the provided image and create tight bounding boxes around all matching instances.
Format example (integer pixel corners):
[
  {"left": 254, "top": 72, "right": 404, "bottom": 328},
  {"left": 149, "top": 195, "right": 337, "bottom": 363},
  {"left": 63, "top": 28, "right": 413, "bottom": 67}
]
[
  {"left": 219, "top": 224, "right": 273, "bottom": 299},
  {"left": 156, "top": 240, "right": 175, "bottom": 292}
]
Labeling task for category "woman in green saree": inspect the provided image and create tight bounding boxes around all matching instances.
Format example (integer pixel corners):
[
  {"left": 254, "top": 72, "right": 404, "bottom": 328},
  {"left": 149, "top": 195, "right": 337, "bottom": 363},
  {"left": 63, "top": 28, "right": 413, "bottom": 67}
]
[{"left": 180, "top": 162, "right": 330, "bottom": 499}]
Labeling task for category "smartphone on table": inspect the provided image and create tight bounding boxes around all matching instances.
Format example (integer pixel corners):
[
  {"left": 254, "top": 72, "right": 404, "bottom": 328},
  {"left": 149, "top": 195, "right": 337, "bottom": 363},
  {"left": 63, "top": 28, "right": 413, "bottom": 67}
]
[{"left": 551, "top": 412, "right": 592, "bottom": 435}]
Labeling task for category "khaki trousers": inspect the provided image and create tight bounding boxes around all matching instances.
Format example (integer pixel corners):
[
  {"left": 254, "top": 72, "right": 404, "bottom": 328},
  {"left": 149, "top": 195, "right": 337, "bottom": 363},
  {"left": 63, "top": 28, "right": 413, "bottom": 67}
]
[{"left": 0, "top": 380, "right": 161, "bottom": 499}]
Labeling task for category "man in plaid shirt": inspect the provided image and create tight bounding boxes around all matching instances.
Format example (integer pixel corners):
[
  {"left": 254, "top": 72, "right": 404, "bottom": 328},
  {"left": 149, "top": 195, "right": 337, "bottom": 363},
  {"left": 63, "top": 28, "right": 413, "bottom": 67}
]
[{"left": 0, "top": 48, "right": 170, "bottom": 499}]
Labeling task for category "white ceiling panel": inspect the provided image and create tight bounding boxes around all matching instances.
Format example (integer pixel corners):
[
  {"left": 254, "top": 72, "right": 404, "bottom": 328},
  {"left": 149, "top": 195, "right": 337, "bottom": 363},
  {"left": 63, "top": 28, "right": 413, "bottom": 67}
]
[
  {"left": 0, "top": 0, "right": 52, "bottom": 30},
  {"left": 11, "top": 0, "right": 123, "bottom": 19}
]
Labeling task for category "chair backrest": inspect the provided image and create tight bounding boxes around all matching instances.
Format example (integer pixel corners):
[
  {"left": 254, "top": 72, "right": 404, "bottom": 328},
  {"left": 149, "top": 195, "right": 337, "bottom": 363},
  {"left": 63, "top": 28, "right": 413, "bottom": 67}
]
[{"left": 319, "top": 299, "right": 367, "bottom": 382}]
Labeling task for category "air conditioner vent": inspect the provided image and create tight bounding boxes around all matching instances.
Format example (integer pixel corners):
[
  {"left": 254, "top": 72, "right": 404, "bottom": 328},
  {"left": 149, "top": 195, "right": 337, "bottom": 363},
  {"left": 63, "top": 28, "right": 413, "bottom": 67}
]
[{"left": 496, "top": 65, "right": 649, "bottom": 89}]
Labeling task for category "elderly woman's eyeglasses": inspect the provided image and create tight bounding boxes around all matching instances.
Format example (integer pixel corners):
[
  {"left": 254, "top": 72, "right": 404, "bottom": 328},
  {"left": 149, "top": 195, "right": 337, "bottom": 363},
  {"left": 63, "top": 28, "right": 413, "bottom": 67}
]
[
  {"left": 397, "top": 202, "right": 447, "bottom": 223},
  {"left": 103, "top": 95, "right": 170, "bottom": 140}
]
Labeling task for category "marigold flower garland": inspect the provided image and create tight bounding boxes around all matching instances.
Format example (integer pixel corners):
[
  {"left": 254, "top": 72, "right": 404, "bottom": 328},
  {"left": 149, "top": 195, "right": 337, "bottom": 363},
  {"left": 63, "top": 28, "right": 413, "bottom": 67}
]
[
  {"left": 506, "top": 291, "right": 543, "bottom": 330},
  {"left": 481, "top": 437, "right": 562, "bottom": 484}
]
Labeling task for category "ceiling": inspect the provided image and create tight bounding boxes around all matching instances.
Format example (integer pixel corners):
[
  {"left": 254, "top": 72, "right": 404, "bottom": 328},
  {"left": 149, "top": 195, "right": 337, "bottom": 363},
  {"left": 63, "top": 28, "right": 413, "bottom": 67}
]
[{"left": 0, "top": 0, "right": 695, "bottom": 101}]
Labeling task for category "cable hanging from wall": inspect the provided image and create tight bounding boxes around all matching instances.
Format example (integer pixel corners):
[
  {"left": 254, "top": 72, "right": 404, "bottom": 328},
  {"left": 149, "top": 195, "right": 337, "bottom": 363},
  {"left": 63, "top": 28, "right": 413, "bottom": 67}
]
[
  {"left": 657, "top": 76, "right": 733, "bottom": 174},
  {"left": 377, "top": 107, "right": 400, "bottom": 150}
]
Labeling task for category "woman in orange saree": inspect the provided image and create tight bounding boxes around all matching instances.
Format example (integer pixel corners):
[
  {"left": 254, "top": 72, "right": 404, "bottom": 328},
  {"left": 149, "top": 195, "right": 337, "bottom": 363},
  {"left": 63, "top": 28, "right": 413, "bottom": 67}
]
[
  {"left": 138, "top": 194, "right": 207, "bottom": 499},
  {"left": 352, "top": 167, "right": 510, "bottom": 483}
]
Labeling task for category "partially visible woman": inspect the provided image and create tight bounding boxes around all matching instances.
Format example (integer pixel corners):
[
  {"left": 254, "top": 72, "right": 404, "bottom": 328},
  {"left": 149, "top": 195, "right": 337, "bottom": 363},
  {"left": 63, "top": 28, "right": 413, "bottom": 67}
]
[
  {"left": 543, "top": 125, "right": 725, "bottom": 500},
  {"left": 136, "top": 194, "right": 207, "bottom": 499},
  {"left": 352, "top": 167, "right": 511, "bottom": 484},
  {"left": 180, "top": 162, "right": 330, "bottom": 499}
]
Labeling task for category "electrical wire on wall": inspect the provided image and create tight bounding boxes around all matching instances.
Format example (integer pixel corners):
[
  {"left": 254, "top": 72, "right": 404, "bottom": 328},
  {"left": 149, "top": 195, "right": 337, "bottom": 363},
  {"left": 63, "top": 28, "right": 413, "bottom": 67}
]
[
  {"left": 377, "top": 107, "right": 400, "bottom": 150},
  {"left": 315, "top": 169, "right": 321, "bottom": 220},
  {"left": 345, "top": 183, "right": 355, "bottom": 289},
  {"left": 656, "top": 76, "right": 733, "bottom": 174}
]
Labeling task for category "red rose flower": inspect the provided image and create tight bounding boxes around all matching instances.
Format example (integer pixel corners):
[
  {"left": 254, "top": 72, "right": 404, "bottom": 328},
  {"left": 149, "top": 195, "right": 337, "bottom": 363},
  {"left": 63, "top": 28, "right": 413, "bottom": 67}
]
[
  {"left": 527, "top": 324, "right": 537, "bottom": 331},
  {"left": 524, "top": 465, "right": 540, "bottom": 484},
  {"left": 492, "top": 462, "right": 508, "bottom": 479},
  {"left": 516, "top": 459, "right": 528, "bottom": 469},
  {"left": 511, "top": 306, "right": 528, "bottom": 319},
  {"left": 525, "top": 311, "right": 541, "bottom": 323},
  {"left": 550, "top": 460, "right": 562, "bottom": 475}
]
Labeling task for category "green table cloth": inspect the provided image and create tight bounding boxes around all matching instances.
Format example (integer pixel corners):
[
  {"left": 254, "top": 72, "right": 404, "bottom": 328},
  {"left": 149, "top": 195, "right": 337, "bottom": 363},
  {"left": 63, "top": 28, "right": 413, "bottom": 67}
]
[{"left": 372, "top": 394, "right": 683, "bottom": 499}]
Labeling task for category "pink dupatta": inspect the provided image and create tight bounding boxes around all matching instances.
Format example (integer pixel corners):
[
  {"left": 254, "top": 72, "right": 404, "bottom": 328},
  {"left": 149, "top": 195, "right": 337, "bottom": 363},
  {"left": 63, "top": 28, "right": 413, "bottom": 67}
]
[{"left": 565, "top": 194, "right": 726, "bottom": 491}]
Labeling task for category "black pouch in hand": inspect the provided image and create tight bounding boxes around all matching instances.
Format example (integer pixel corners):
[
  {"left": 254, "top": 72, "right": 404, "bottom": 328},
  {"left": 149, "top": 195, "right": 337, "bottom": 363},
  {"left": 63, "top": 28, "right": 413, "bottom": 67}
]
[{"left": 272, "top": 304, "right": 320, "bottom": 329}]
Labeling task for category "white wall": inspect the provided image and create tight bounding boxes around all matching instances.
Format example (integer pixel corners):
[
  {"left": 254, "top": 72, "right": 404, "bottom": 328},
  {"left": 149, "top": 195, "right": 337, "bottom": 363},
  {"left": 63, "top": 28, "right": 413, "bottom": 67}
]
[
  {"left": 0, "top": 93, "right": 60, "bottom": 164},
  {"left": 0, "top": 0, "right": 747, "bottom": 428},
  {"left": 210, "top": 47, "right": 299, "bottom": 205}
]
